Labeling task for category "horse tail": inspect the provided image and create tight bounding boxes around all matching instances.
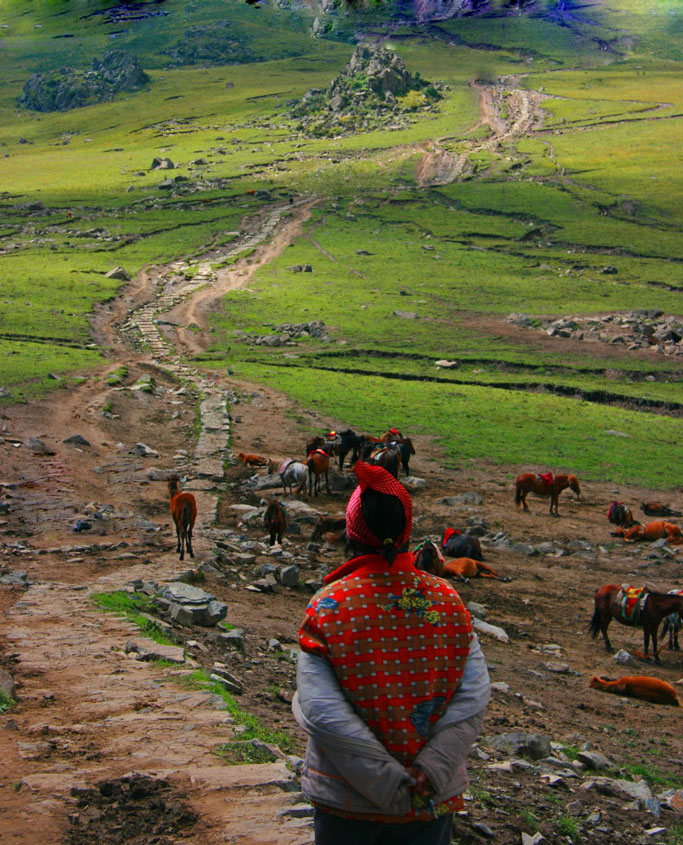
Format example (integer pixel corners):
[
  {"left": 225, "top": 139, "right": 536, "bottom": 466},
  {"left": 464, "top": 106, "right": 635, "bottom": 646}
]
[
  {"left": 182, "top": 498, "right": 193, "bottom": 532},
  {"left": 589, "top": 602, "right": 602, "bottom": 639},
  {"left": 514, "top": 481, "right": 523, "bottom": 507}
]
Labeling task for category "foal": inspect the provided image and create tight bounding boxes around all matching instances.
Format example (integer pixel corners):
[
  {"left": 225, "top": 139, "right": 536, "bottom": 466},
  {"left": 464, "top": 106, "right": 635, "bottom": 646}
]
[{"left": 168, "top": 475, "right": 197, "bottom": 561}]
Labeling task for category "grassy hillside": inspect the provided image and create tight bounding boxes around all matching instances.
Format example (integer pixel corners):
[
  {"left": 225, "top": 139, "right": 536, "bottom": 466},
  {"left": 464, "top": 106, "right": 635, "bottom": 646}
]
[{"left": 0, "top": 0, "right": 681, "bottom": 487}]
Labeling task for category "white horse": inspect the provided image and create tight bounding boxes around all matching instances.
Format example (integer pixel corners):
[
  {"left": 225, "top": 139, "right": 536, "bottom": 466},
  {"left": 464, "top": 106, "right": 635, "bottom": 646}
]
[{"left": 279, "top": 459, "right": 308, "bottom": 497}]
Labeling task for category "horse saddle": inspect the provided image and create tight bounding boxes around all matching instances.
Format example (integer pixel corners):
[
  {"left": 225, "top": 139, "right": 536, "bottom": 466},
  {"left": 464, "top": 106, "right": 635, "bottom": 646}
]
[
  {"left": 615, "top": 585, "right": 649, "bottom": 624},
  {"left": 538, "top": 472, "right": 554, "bottom": 486},
  {"left": 278, "top": 459, "right": 295, "bottom": 476}
]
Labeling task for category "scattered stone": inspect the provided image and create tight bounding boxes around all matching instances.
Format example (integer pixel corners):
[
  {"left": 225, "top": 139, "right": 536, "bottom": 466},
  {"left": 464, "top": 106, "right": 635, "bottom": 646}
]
[
  {"left": 488, "top": 733, "right": 551, "bottom": 760},
  {"left": 402, "top": 476, "right": 427, "bottom": 491},
  {"left": 0, "top": 669, "right": 16, "bottom": 701},
  {"left": 134, "top": 442, "right": 159, "bottom": 458},
  {"left": 471, "top": 618, "right": 508, "bottom": 643},
  {"left": 613, "top": 648, "right": 633, "bottom": 664},
  {"left": 472, "top": 821, "right": 495, "bottom": 838},
  {"left": 24, "top": 437, "right": 55, "bottom": 455},
  {"left": 521, "top": 833, "right": 546, "bottom": 845},
  {"left": 279, "top": 565, "right": 300, "bottom": 587},
  {"left": 576, "top": 751, "right": 616, "bottom": 771},
  {"left": 63, "top": 434, "right": 91, "bottom": 447},
  {"left": 105, "top": 266, "right": 130, "bottom": 281}
]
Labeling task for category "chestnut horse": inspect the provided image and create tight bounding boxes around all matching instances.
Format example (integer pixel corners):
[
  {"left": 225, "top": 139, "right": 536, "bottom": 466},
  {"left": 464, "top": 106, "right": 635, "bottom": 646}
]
[
  {"left": 616, "top": 520, "right": 683, "bottom": 545},
  {"left": 589, "top": 675, "right": 679, "bottom": 707},
  {"left": 443, "top": 558, "right": 500, "bottom": 581},
  {"left": 641, "top": 502, "right": 682, "bottom": 518},
  {"left": 515, "top": 472, "right": 581, "bottom": 515},
  {"left": 306, "top": 450, "right": 330, "bottom": 496},
  {"left": 589, "top": 584, "right": 683, "bottom": 664},
  {"left": 311, "top": 512, "right": 346, "bottom": 542},
  {"left": 264, "top": 498, "right": 287, "bottom": 546},
  {"left": 168, "top": 475, "right": 197, "bottom": 561}
]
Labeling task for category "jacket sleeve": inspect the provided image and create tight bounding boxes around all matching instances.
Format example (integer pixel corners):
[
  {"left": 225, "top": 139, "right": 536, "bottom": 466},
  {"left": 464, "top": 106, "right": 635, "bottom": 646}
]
[
  {"left": 295, "top": 650, "right": 413, "bottom": 813},
  {"left": 412, "top": 633, "right": 490, "bottom": 795}
]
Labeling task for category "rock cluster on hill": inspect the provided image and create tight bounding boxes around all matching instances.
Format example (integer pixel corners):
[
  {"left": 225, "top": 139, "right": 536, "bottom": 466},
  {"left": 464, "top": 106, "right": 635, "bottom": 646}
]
[
  {"left": 509, "top": 310, "right": 683, "bottom": 356},
  {"left": 19, "top": 50, "right": 148, "bottom": 112},
  {"left": 162, "top": 23, "right": 256, "bottom": 66},
  {"left": 289, "top": 43, "right": 443, "bottom": 137}
]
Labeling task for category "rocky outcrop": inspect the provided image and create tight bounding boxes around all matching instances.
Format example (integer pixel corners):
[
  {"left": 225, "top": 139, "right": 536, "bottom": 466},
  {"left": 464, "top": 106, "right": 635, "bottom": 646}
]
[
  {"left": 19, "top": 50, "right": 148, "bottom": 112},
  {"left": 289, "top": 43, "right": 442, "bottom": 137},
  {"left": 162, "top": 23, "right": 255, "bottom": 67}
]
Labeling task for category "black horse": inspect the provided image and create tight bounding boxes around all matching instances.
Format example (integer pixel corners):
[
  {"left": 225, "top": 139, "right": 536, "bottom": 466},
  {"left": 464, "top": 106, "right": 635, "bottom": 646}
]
[{"left": 441, "top": 528, "right": 483, "bottom": 561}]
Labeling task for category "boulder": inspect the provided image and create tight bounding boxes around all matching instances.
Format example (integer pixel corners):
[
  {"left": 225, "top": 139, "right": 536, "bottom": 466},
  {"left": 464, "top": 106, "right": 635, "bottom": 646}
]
[
  {"left": 488, "top": 732, "right": 551, "bottom": 760},
  {"left": 105, "top": 266, "right": 131, "bottom": 281}
]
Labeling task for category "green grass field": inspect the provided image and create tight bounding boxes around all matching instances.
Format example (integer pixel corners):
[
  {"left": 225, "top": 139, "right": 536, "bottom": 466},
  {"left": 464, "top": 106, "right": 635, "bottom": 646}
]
[{"left": 0, "top": 0, "right": 681, "bottom": 487}]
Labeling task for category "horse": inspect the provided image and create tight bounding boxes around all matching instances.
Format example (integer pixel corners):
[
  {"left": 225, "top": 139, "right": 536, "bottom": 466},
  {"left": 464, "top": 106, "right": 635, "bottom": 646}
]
[
  {"left": 386, "top": 438, "right": 415, "bottom": 476},
  {"left": 441, "top": 528, "right": 483, "bottom": 561},
  {"left": 413, "top": 538, "right": 445, "bottom": 576},
  {"left": 443, "top": 558, "right": 500, "bottom": 581},
  {"left": 279, "top": 459, "right": 308, "bottom": 496},
  {"left": 167, "top": 475, "right": 197, "bottom": 561},
  {"left": 356, "top": 434, "right": 385, "bottom": 463},
  {"left": 237, "top": 452, "right": 269, "bottom": 468},
  {"left": 615, "top": 520, "right": 683, "bottom": 545},
  {"left": 368, "top": 445, "right": 400, "bottom": 479},
  {"left": 607, "top": 501, "right": 636, "bottom": 528},
  {"left": 514, "top": 472, "right": 581, "bottom": 515},
  {"left": 589, "top": 675, "right": 679, "bottom": 707},
  {"left": 589, "top": 583, "right": 683, "bottom": 664},
  {"left": 641, "top": 502, "right": 682, "bottom": 518},
  {"left": 306, "top": 450, "right": 330, "bottom": 497},
  {"left": 661, "top": 589, "right": 683, "bottom": 651},
  {"left": 311, "top": 512, "right": 347, "bottom": 542},
  {"left": 334, "top": 429, "right": 363, "bottom": 472},
  {"left": 264, "top": 497, "right": 287, "bottom": 546}
]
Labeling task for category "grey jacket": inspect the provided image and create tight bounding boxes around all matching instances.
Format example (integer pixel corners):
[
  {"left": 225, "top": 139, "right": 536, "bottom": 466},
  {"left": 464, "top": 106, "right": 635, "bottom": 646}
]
[{"left": 293, "top": 632, "right": 490, "bottom": 818}]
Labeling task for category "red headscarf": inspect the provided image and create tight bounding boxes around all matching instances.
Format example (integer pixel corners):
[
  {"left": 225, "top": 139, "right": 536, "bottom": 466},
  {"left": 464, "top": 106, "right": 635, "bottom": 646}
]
[{"left": 345, "top": 461, "right": 412, "bottom": 549}]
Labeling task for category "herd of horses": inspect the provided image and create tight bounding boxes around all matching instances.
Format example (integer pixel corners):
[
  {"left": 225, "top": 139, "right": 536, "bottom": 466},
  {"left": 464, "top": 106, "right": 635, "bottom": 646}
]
[{"left": 170, "top": 427, "right": 682, "bottom": 693}]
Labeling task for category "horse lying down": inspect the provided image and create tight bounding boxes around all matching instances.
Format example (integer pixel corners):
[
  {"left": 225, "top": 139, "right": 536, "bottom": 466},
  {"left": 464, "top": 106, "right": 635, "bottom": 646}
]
[
  {"left": 237, "top": 452, "right": 269, "bottom": 467},
  {"left": 613, "top": 520, "right": 683, "bottom": 545},
  {"left": 589, "top": 675, "right": 680, "bottom": 707},
  {"left": 442, "top": 558, "right": 500, "bottom": 581}
]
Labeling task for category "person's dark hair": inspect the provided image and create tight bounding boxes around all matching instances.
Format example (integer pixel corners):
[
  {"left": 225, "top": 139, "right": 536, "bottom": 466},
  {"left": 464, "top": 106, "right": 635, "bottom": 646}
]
[{"left": 345, "top": 487, "right": 407, "bottom": 565}]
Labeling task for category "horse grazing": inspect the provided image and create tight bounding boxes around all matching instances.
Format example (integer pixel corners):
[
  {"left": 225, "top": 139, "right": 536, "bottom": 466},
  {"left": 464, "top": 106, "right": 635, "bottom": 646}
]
[
  {"left": 264, "top": 498, "right": 288, "bottom": 546},
  {"left": 607, "top": 501, "right": 635, "bottom": 528},
  {"left": 641, "top": 502, "right": 682, "bottom": 518},
  {"left": 368, "top": 445, "right": 400, "bottom": 479},
  {"left": 311, "top": 512, "right": 346, "bottom": 542},
  {"left": 441, "top": 528, "right": 483, "bottom": 561},
  {"left": 615, "top": 520, "right": 683, "bottom": 545},
  {"left": 443, "top": 558, "right": 500, "bottom": 581},
  {"left": 661, "top": 588, "right": 683, "bottom": 651},
  {"left": 306, "top": 450, "right": 331, "bottom": 496},
  {"left": 589, "top": 583, "right": 683, "bottom": 664},
  {"left": 514, "top": 472, "right": 581, "bottom": 515},
  {"left": 589, "top": 676, "right": 679, "bottom": 707},
  {"left": 279, "top": 459, "right": 308, "bottom": 496},
  {"left": 167, "top": 475, "right": 197, "bottom": 561},
  {"left": 237, "top": 452, "right": 269, "bottom": 468}
]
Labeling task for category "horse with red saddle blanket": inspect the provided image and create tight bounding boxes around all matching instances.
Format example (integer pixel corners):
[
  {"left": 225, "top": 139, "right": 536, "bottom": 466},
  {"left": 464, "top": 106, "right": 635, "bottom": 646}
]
[{"left": 514, "top": 472, "right": 581, "bottom": 515}]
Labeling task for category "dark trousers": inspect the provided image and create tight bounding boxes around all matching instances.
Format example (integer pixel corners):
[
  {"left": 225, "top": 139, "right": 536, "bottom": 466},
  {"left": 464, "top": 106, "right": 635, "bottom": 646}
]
[{"left": 313, "top": 808, "right": 453, "bottom": 845}]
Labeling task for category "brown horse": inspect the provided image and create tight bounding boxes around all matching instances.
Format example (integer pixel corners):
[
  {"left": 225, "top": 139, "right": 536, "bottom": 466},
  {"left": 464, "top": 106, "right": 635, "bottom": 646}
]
[
  {"left": 306, "top": 450, "right": 330, "bottom": 497},
  {"left": 589, "top": 675, "right": 679, "bottom": 707},
  {"left": 589, "top": 584, "right": 683, "bottom": 664},
  {"left": 264, "top": 498, "right": 287, "bottom": 546},
  {"left": 661, "top": 589, "right": 683, "bottom": 651},
  {"left": 617, "top": 520, "right": 683, "bottom": 545},
  {"left": 443, "top": 558, "right": 500, "bottom": 581},
  {"left": 514, "top": 472, "right": 581, "bottom": 515},
  {"left": 168, "top": 475, "right": 197, "bottom": 561},
  {"left": 368, "top": 445, "right": 400, "bottom": 479},
  {"left": 641, "top": 502, "right": 682, "bottom": 518},
  {"left": 413, "top": 539, "right": 445, "bottom": 576},
  {"left": 311, "top": 512, "right": 346, "bottom": 542},
  {"left": 237, "top": 452, "right": 269, "bottom": 467}
]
